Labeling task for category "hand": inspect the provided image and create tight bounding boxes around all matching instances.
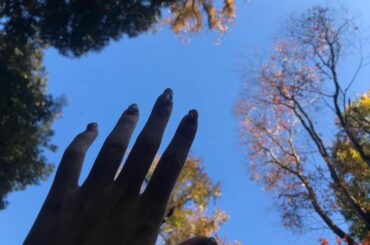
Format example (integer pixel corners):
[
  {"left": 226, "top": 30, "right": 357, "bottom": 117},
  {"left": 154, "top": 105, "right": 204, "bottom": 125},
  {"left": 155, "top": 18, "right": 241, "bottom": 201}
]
[{"left": 24, "top": 89, "right": 212, "bottom": 245}]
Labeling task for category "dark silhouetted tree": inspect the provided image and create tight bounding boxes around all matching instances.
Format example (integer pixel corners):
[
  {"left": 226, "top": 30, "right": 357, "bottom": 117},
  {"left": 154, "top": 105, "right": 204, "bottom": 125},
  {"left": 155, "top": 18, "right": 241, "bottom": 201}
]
[
  {"left": 0, "top": 0, "right": 235, "bottom": 209},
  {"left": 0, "top": 34, "right": 64, "bottom": 209},
  {"left": 1, "top": 0, "right": 235, "bottom": 56}
]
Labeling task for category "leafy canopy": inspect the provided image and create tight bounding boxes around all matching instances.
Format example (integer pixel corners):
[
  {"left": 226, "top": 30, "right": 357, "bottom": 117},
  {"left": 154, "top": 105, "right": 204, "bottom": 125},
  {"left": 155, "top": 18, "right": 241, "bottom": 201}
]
[
  {"left": 0, "top": 0, "right": 235, "bottom": 209},
  {"left": 333, "top": 91, "right": 370, "bottom": 240},
  {"left": 0, "top": 35, "right": 63, "bottom": 209},
  {"left": 235, "top": 6, "right": 369, "bottom": 244},
  {"left": 1, "top": 0, "right": 235, "bottom": 56}
]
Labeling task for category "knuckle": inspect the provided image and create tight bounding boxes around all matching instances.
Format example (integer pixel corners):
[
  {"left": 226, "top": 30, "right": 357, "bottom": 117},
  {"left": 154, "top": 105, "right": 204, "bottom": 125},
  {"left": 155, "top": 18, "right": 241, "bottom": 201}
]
[
  {"left": 155, "top": 105, "right": 171, "bottom": 119},
  {"left": 137, "top": 134, "right": 160, "bottom": 153},
  {"left": 106, "top": 136, "right": 127, "bottom": 152},
  {"left": 73, "top": 132, "right": 93, "bottom": 145},
  {"left": 75, "top": 132, "right": 86, "bottom": 140},
  {"left": 64, "top": 146, "right": 84, "bottom": 158},
  {"left": 160, "top": 154, "right": 183, "bottom": 176},
  {"left": 119, "top": 114, "right": 137, "bottom": 124}
]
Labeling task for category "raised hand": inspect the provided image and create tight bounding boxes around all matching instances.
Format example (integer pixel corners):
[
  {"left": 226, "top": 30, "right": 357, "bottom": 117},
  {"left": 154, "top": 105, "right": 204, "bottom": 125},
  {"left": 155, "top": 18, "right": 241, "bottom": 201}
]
[{"left": 24, "top": 89, "right": 214, "bottom": 245}]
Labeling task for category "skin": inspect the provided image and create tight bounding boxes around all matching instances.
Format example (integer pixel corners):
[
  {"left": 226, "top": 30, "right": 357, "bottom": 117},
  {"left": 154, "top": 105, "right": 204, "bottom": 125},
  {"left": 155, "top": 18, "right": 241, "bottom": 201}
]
[{"left": 24, "top": 89, "right": 216, "bottom": 245}]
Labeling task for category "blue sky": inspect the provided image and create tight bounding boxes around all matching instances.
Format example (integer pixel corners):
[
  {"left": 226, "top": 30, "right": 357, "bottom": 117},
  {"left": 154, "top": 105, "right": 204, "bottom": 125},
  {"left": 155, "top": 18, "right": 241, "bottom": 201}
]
[{"left": 1, "top": 1, "right": 370, "bottom": 244}]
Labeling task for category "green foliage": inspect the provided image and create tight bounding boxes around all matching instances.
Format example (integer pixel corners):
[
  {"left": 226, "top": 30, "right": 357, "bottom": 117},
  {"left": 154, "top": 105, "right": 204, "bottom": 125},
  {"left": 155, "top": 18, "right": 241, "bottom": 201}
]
[
  {"left": 0, "top": 0, "right": 235, "bottom": 210},
  {"left": 0, "top": 35, "right": 64, "bottom": 209},
  {"left": 332, "top": 91, "right": 370, "bottom": 240},
  {"left": 1, "top": 0, "right": 235, "bottom": 57}
]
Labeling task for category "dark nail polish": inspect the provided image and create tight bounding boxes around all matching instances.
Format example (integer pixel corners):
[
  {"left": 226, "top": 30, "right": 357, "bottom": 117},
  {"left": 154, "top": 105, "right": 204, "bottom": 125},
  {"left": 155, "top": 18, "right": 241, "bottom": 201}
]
[
  {"left": 207, "top": 237, "right": 217, "bottom": 245},
  {"left": 162, "top": 88, "right": 173, "bottom": 102},
  {"left": 127, "top": 103, "right": 139, "bottom": 114},
  {"left": 187, "top": 109, "right": 198, "bottom": 121},
  {"left": 87, "top": 122, "right": 98, "bottom": 131}
]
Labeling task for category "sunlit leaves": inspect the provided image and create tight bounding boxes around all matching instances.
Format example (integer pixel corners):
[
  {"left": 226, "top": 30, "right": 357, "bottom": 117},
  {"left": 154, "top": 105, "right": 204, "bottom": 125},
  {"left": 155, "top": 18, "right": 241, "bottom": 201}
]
[
  {"left": 146, "top": 157, "right": 240, "bottom": 245},
  {"left": 235, "top": 6, "right": 367, "bottom": 244},
  {"left": 168, "top": 0, "right": 235, "bottom": 35},
  {"left": 0, "top": 0, "right": 236, "bottom": 56},
  {"left": 333, "top": 90, "right": 370, "bottom": 240}
]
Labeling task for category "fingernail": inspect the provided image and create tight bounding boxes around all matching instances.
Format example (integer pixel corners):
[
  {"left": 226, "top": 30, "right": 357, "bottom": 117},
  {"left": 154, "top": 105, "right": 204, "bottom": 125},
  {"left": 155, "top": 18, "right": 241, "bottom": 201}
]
[
  {"left": 87, "top": 122, "right": 98, "bottom": 131},
  {"left": 127, "top": 103, "right": 139, "bottom": 114},
  {"left": 187, "top": 109, "right": 198, "bottom": 121},
  {"left": 162, "top": 88, "right": 173, "bottom": 102},
  {"left": 207, "top": 237, "right": 217, "bottom": 245}
]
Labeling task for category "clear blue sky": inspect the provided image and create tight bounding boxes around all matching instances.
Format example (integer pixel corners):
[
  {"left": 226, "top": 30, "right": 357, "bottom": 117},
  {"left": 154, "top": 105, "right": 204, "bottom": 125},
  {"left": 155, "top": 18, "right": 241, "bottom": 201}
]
[{"left": 1, "top": 1, "right": 369, "bottom": 244}]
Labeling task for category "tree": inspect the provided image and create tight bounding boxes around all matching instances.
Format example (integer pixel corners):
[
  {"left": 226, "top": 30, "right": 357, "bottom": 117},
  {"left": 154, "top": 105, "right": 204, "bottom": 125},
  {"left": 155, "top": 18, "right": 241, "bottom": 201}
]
[
  {"left": 332, "top": 92, "right": 370, "bottom": 240},
  {"left": 0, "top": 0, "right": 235, "bottom": 209},
  {"left": 142, "top": 156, "right": 240, "bottom": 245},
  {"left": 320, "top": 237, "right": 369, "bottom": 245},
  {"left": 235, "top": 6, "right": 369, "bottom": 244},
  {"left": 1, "top": 0, "right": 235, "bottom": 56},
  {"left": 0, "top": 35, "right": 64, "bottom": 209}
]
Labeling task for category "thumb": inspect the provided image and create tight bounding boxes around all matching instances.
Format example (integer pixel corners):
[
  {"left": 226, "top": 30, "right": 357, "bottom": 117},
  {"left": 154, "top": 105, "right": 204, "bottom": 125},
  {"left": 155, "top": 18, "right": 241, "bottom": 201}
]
[{"left": 179, "top": 236, "right": 217, "bottom": 245}]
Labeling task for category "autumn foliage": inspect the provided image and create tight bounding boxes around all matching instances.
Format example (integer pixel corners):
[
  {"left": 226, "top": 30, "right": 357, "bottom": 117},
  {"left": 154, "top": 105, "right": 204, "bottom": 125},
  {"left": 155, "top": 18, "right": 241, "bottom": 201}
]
[
  {"left": 320, "top": 236, "right": 369, "bottom": 245},
  {"left": 235, "top": 6, "right": 369, "bottom": 244},
  {"left": 144, "top": 157, "right": 240, "bottom": 245},
  {"left": 165, "top": 0, "right": 235, "bottom": 34}
]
